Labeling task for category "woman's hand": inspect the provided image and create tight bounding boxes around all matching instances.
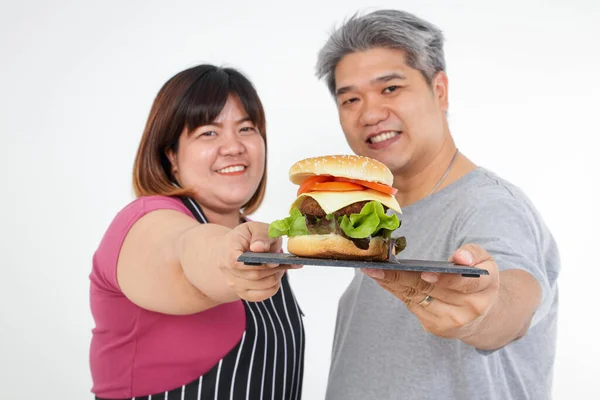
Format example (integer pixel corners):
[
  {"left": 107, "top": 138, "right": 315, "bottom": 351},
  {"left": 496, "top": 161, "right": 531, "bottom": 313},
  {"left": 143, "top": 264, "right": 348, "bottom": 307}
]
[{"left": 219, "top": 221, "right": 301, "bottom": 302}]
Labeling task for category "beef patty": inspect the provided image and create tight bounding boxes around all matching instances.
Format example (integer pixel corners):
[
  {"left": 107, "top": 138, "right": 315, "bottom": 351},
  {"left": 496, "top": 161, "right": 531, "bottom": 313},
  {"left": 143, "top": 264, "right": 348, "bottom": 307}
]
[{"left": 299, "top": 197, "right": 385, "bottom": 219}]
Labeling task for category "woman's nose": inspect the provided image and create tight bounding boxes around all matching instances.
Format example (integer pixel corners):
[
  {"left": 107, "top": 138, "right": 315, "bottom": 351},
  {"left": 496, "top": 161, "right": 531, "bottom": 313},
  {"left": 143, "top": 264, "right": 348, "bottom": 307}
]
[{"left": 219, "top": 132, "right": 245, "bottom": 156}]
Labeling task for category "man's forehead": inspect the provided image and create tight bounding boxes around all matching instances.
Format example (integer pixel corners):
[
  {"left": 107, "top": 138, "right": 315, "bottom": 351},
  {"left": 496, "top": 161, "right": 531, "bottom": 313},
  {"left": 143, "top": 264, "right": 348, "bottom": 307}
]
[{"left": 334, "top": 49, "right": 411, "bottom": 91}]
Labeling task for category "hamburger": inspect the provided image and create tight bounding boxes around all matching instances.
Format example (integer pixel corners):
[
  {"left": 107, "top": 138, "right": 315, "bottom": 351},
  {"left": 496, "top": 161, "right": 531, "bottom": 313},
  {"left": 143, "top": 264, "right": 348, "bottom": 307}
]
[{"left": 268, "top": 155, "right": 405, "bottom": 261}]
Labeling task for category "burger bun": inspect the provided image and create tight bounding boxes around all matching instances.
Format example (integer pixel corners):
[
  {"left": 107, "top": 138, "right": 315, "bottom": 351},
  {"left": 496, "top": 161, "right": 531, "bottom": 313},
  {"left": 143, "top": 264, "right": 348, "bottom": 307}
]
[{"left": 287, "top": 234, "right": 389, "bottom": 261}]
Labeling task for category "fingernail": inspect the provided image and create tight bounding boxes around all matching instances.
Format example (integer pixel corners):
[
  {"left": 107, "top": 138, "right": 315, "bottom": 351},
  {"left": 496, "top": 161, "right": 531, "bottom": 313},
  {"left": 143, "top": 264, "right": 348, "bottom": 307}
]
[
  {"left": 460, "top": 250, "right": 473, "bottom": 265},
  {"left": 252, "top": 241, "right": 267, "bottom": 251},
  {"left": 364, "top": 269, "right": 384, "bottom": 279},
  {"left": 421, "top": 272, "right": 438, "bottom": 283}
]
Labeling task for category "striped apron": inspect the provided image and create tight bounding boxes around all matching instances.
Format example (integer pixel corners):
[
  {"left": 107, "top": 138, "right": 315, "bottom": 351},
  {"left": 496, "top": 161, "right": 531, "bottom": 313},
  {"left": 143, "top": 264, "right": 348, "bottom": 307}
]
[{"left": 97, "top": 196, "right": 305, "bottom": 400}]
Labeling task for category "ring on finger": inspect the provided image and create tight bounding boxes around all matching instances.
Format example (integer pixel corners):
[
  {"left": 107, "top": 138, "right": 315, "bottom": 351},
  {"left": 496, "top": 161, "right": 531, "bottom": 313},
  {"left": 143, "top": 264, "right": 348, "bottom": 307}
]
[{"left": 418, "top": 295, "right": 434, "bottom": 308}]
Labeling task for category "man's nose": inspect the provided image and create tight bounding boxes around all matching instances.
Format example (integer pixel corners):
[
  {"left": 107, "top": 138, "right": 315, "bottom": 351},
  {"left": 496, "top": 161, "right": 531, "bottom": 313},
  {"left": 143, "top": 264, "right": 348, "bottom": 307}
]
[{"left": 359, "top": 97, "right": 389, "bottom": 126}]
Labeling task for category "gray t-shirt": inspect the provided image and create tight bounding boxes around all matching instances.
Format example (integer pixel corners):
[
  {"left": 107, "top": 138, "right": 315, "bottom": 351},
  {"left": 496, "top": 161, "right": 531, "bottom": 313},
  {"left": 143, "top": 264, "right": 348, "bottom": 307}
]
[{"left": 325, "top": 167, "right": 560, "bottom": 400}]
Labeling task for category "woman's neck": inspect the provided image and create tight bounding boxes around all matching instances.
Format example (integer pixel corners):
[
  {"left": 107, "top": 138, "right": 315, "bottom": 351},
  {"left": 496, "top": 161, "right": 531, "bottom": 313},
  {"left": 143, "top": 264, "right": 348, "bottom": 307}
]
[{"left": 195, "top": 204, "right": 242, "bottom": 229}]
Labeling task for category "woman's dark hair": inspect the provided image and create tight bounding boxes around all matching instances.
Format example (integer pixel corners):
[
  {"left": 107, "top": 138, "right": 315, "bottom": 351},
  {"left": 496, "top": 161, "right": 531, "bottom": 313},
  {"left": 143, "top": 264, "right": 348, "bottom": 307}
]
[{"left": 132, "top": 64, "right": 267, "bottom": 216}]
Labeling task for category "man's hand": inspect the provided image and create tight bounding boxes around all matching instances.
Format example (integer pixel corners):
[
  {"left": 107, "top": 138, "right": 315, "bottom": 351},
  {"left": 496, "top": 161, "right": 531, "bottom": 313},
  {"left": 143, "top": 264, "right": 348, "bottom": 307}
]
[{"left": 362, "top": 243, "right": 500, "bottom": 341}]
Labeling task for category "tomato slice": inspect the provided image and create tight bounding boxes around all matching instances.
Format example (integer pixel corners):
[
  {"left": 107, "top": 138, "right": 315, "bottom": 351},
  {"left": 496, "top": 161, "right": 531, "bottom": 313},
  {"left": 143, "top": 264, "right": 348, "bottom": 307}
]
[
  {"left": 333, "top": 177, "right": 398, "bottom": 195},
  {"left": 311, "top": 181, "right": 365, "bottom": 192},
  {"left": 297, "top": 175, "right": 332, "bottom": 196},
  {"left": 298, "top": 178, "right": 365, "bottom": 195},
  {"left": 296, "top": 174, "right": 398, "bottom": 196}
]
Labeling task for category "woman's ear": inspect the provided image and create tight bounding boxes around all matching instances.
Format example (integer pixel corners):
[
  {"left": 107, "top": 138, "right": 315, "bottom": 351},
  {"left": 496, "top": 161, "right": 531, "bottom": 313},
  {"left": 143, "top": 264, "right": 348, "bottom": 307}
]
[{"left": 166, "top": 148, "right": 178, "bottom": 174}]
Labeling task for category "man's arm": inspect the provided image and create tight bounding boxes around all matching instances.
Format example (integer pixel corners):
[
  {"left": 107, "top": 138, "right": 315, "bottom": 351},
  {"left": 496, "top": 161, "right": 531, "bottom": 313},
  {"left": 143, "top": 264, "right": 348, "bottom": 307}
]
[
  {"left": 363, "top": 244, "right": 543, "bottom": 351},
  {"left": 459, "top": 269, "right": 541, "bottom": 350}
]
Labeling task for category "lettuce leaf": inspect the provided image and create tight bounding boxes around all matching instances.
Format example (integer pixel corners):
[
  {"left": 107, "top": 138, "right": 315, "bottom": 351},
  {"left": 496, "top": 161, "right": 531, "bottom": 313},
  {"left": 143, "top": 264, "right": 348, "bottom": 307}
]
[
  {"left": 268, "top": 208, "right": 309, "bottom": 238},
  {"left": 268, "top": 201, "right": 400, "bottom": 240},
  {"left": 338, "top": 201, "right": 399, "bottom": 239}
]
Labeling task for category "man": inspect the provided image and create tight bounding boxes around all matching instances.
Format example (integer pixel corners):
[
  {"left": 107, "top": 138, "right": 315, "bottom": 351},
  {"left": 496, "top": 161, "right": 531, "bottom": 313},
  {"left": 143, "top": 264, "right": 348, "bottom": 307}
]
[{"left": 315, "top": 9, "right": 560, "bottom": 400}]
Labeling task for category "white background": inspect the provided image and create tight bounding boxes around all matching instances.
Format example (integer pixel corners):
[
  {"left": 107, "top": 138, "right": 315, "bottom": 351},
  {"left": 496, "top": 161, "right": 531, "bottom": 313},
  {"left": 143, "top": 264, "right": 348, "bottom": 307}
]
[{"left": 1, "top": 0, "right": 599, "bottom": 398}]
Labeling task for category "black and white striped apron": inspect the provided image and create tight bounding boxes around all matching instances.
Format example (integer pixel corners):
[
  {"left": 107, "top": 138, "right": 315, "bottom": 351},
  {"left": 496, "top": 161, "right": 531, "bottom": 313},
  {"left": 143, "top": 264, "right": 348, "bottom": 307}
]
[{"left": 97, "top": 197, "right": 305, "bottom": 400}]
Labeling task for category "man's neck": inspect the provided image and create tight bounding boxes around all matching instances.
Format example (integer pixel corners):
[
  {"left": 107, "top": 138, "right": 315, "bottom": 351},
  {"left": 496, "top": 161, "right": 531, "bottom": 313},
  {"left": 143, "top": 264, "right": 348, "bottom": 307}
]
[{"left": 393, "top": 143, "right": 477, "bottom": 207}]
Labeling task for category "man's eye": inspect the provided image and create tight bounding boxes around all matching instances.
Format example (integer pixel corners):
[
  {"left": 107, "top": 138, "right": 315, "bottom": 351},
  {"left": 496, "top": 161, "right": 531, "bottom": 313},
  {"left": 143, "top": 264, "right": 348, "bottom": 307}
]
[
  {"left": 342, "top": 97, "right": 359, "bottom": 105},
  {"left": 240, "top": 126, "right": 257, "bottom": 133},
  {"left": 383, "top": 86, "right": 399, "bottom": 94},
  {"left": 200, "top": 131, "right": 217, "bottom": 137}
]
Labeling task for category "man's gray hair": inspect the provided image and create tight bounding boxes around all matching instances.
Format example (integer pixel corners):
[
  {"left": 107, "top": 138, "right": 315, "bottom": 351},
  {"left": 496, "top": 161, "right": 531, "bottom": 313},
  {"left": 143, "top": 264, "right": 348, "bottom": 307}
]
[{"left": 315, "top": 9, "right": 446, "bottom": 95}]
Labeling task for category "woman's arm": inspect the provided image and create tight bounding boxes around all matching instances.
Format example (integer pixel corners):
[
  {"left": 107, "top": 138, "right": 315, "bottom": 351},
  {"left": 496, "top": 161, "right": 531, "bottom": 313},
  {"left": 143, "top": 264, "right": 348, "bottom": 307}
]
[{"left": 116, "top": 209, "right": 286, "bottom": 315}]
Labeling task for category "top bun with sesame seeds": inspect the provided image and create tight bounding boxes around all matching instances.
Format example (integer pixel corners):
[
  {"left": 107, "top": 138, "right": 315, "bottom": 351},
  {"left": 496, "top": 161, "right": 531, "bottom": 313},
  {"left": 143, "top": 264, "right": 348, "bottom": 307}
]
[{"left": 288, "top": 154, "right": 394, "bottom": 186}]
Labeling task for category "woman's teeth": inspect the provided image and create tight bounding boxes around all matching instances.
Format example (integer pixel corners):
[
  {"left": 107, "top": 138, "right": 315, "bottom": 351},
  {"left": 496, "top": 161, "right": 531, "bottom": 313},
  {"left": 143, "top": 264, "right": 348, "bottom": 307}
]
[
  {"left": 370, "top": 131, "right": 399, "bottom": 143},
  {"left": 217, "top": 165, "right": 246, "bottom": 173}
]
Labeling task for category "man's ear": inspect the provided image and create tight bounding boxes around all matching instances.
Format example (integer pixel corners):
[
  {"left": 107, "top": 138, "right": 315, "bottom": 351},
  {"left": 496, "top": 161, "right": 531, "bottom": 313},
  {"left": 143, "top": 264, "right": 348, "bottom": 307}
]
[{"left": 433, "top": 71, "right": 449, "bottom": 112}]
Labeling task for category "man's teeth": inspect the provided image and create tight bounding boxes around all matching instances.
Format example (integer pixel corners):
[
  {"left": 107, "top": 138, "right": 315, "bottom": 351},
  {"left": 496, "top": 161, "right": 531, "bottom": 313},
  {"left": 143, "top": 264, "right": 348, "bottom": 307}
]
[
  {"left": 370, "top": 131, "right": 399, "bottom": 143},
  {"left": 218, "top": 165, "right": 246, "bottom": 173}
]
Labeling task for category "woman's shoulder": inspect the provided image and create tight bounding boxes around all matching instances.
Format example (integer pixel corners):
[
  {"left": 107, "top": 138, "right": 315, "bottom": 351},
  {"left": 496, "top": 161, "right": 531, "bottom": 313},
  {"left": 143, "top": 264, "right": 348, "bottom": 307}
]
[
  {"left": 100, "top": 195, "right": 194, "bottom": 245},
  {"left": 98, "top": 195, "right": 193, "bottom": 257},
  {"left": 91, "top": 195, "right": 193, "bottom": 291},
  {"left": 111, "top": 195, "right": 193, "bottom": 221}
]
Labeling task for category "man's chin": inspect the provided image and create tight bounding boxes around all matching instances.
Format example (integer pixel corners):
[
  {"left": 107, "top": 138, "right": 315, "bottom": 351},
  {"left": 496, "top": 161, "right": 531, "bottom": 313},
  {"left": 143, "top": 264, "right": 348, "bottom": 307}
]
[{"left": 353, "top": 145, "right": 395, "bottom": 166}]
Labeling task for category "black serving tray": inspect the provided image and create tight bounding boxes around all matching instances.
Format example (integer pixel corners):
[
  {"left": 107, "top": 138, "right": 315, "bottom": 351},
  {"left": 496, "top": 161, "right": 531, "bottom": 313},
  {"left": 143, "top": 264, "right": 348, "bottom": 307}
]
[{"left": 238, "top": 252, "right": 488, "bottom": 278}]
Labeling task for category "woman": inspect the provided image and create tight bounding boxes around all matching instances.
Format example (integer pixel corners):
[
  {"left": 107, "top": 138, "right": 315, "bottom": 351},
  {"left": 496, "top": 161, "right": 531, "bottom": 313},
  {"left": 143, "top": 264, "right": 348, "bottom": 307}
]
[{"left": 89, "top": 64, "right": 305, "bottom": 399}]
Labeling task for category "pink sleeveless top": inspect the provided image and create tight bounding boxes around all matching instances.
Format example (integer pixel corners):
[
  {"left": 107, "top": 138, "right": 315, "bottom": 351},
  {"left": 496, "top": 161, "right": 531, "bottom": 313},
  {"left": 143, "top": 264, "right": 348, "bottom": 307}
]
[{"left": 89, "top": 196, "right": 246, "bottom": 398}]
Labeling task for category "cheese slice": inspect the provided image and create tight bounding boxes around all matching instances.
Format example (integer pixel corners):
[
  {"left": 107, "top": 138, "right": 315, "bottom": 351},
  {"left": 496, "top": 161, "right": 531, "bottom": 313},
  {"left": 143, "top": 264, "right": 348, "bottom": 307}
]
[{"left": 290, "top": 189, "right": 402, "bottom": 214}]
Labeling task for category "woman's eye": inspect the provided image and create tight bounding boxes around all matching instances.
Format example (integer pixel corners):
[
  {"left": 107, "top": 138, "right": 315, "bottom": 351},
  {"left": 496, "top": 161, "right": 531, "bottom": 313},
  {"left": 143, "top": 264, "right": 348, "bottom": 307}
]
[
  {"left": 383, "top": 86, "right": 399, "bottom": 94},
  {"left": 240, "top": 126, "right": 257, "bottom": 134},
  {"left": 200, "top": 131, "right": 217, "bottom": 137}
]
